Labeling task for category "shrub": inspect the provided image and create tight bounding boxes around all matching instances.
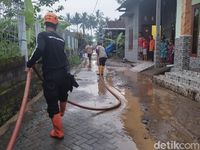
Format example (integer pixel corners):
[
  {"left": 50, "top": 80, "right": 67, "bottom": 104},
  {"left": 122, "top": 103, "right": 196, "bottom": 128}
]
[{"left": 68, "top": 55, "right": 81, "bottom": 67}]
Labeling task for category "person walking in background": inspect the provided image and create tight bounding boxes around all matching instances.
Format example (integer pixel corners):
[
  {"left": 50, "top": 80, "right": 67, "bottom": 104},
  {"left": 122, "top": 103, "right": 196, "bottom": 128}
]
[
  {"left": 160, "top": 36, "right": 167, "bottom": 64},
  {"left": 142, "top": 37, "right": 148, "bottom": 61},
  {"left": 96, "top": 42, "right": 107, "bottom": 76},
  {"left": 26, "top": 12, "right": 75, "bottom": 139},
  {"left": 138, "top": 32, "right": 144, "bottom": 60},
  {"left": 167, "top": 40, "right": 174, "bottom": 64},
  {"left": 85, "top": 43, "right": 93, "bottom": 64},
  {"left": 149, "top": 35, "right": 155, "bottom": 61}
]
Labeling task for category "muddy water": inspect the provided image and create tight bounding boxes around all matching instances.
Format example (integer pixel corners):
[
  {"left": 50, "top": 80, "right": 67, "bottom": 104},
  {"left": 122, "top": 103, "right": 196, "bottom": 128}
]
[{"left": 106, "top": 67, "right": 200, "bottom": 150}]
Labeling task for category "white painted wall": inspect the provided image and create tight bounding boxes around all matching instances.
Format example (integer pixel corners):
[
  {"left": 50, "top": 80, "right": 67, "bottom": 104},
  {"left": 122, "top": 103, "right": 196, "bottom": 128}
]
[
  {"left": 124, "top": 5, "right": 139, "bottom": 62},
  {"left": 175, "top": 0, "right": 182, "bottom": 38}
]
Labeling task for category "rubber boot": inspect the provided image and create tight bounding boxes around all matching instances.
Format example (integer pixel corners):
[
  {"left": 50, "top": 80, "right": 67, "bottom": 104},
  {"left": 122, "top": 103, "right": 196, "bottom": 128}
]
[
  {"left": 101, "top": 66, "right": 105, "bottom": 76},
  {"left": 97, "top": 66, "right": 101, "bottom": 75},
  {"left": 50, "top": 113, "right": 64, "bottom": 139},
  {"left": 60, "top": 102, "right": 67, "bottom": 117}
]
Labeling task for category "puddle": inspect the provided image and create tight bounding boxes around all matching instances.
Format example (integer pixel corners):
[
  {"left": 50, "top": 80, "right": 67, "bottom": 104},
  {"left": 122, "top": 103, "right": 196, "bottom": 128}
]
[{"left": 108, "top": 68, "right": 200, "bottom": 150}]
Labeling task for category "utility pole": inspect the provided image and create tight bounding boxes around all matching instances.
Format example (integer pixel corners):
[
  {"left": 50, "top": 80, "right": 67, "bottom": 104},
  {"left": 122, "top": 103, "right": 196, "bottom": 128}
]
[
  {"left": 154, "top": 0, "right": 161, "bottom": 68},
  {"left": 18, "top": 15, "right": 28, "bottom": 65},
  {"left": 35, "top": 19, "right": 41, "bottom": 42}
]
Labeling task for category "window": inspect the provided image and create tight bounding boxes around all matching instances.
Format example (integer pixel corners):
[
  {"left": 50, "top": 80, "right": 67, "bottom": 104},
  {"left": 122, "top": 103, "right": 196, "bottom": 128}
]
[
  {"left": 129, "top": 28, "right": 133, "bottom": 50},
  {"left": 192, "top": 4, "right": 200, "bottom": 55}
]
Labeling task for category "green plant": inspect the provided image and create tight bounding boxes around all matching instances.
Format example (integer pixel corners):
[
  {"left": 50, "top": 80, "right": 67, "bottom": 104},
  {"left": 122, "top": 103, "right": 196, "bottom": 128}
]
[
  {"left": 0, "top": 18, "right": 20, "bottom": 60},
  {"left": 104, "top": 32, "right": 125, "bottom": 58},
  {"left": 0, "top": 45, "right": 20, "bottom": 60},
  {"left": 116, "top": 32, "right": 125, "bottom": 57},
  {"left": 68, "top": 55, "right": 81, "bottom": 67}
]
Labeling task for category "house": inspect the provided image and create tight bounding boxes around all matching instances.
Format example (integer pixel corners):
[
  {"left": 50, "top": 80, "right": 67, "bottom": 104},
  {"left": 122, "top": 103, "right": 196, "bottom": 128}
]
[
  {"left": 154, "top": 0, "right": 200, "bottom": 102},
  {"left": 117, "top": 0, "right": 177, "bottom": 63},
  {"left": 103, "top": 19, "right": 125, "bottom": 57},
  {"left": 103, "top": 20, "right": 125, "bottom": 39},
  {"left": 118, "top": 0, "right": 200, "bottom": 70},
  {"left": 118, "top": 0, "right": 200, "bottom": 101},
  {"left": 174, "top": 0, "right": 200, "bottom": 71}
]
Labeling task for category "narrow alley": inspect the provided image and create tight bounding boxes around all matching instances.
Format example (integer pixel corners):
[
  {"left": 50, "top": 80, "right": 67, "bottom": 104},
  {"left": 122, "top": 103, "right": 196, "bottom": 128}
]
[
  {"left": 0, "top": 0, "right": 200, "bottom": 150},
  {"left": 1, "top": 54, "right": 200, "bottom": 150}
]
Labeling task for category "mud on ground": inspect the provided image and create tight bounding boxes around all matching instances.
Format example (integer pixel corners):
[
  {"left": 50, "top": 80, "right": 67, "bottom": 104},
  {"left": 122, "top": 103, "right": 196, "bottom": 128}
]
[{"left": 106, "top": 60, "right": 200, "bottom": 150}]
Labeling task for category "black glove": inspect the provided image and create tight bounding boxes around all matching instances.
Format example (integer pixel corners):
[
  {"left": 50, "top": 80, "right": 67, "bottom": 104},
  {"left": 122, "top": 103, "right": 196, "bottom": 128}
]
[{"left": 67, "top": 73, "right": 79, "bottom": 92}]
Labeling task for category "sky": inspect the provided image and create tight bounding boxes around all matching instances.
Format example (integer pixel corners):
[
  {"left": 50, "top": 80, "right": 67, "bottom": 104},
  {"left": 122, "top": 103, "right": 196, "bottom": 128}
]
[{"left": 41, "top": 0, "right": 123, "bottom": 20}]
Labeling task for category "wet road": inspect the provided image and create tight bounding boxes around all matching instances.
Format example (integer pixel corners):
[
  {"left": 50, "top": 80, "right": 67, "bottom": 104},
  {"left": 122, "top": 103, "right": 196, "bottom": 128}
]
[
  {"left": 1, "top": 55, "right": 200, "bottom": 150},
  {"left": 106, "top": 62, "right": 200, "bottom": 150},
  {"left": 0, "top": 56, "right": 138, "bottom": 150}
]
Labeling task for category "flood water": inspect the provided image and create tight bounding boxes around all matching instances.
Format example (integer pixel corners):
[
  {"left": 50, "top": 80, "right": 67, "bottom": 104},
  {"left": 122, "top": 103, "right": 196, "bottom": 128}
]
[
  {"left": 74, "top": 55, "right": 200, "bottom": 150},
  {"left": 106, "top": 66, "right": 200, "bottom": 150}
]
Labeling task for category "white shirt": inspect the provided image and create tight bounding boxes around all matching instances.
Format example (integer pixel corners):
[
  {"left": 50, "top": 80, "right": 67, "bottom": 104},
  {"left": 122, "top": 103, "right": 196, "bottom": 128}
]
[
  {"left": 97, "top": 45, "right": 107, "bottom": 58},
  {"left": 85, "top": 45, "right": 93, "bottom": 54}
]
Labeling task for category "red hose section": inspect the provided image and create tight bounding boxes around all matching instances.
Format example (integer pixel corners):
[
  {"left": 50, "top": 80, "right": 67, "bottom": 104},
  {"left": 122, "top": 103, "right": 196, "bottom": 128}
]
[
  {"left": 33, "top": 66, "right": 122, "bottom": 111},
  {"left": 6, "top": 66, "right": 122, "bottom": 149},
  {"left": 67, "top": 97, "right": 121, "bottom": 111},
  {"left": 6, "top": 70, "right": 32, "bottom": 150}
]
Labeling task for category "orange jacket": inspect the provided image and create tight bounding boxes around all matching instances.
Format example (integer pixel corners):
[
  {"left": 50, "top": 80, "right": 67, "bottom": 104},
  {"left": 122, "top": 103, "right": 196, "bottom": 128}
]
[{"left": 149, "top": 39, "right": 155, "bottom": 51}]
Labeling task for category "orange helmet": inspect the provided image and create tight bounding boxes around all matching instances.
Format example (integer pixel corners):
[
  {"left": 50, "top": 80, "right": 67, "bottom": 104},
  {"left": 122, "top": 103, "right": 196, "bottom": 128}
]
[{"left": 44, "top": 12, "right": 58, "bottom": 25}]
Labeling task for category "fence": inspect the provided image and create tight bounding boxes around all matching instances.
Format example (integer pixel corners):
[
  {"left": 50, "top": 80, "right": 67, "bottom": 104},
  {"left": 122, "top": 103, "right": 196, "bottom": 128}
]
[
  {"left": 0, "top": 18, "right": 20, "bottom": 60},
  {"left": 0, "top": 3, "right": 80, "bottom": 68},
  {"left": 0, "top": 2, "right": 22, "bottom": 61}
]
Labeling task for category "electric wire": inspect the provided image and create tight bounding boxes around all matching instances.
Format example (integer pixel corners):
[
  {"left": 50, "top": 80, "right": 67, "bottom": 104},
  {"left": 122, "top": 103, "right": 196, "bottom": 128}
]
[{"left": 92, "top": 0, "right": 99, "bottom": 14}]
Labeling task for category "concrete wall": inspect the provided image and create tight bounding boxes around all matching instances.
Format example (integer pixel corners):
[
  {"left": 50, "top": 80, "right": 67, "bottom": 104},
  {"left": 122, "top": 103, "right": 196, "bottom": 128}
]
[
  {"left": 124, "top": 5, "right": 139, "bottom": 62},
  {"left": 0, "top": 57, "right": 42, "bottom": 126},
  {"left": 64, "top": 30, "right": 79, "bottom": 51}
]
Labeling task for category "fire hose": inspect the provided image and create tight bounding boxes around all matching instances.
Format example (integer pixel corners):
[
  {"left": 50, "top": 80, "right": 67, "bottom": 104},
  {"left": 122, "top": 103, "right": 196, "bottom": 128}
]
[
  {"left": 6, "top": 71, "right": 32, "bottom": 150},
  {"left": 32, "top": 66, "right": 122, "bottom": 111},
  {"left": 6, "top": 66, "right": 123, "bottom": 150}
]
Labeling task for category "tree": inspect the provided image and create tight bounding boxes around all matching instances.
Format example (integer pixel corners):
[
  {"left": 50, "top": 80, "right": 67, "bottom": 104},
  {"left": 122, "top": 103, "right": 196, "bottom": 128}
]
[
  {"left": 66, "top": 10, "right": 108, "bottom": 41},
  {"left": 0, "top": 0, "right": 21, "bottom": 18},
  {"left": 80, "top": 12, "right": 88, "bottom": 35},
  {"left": 94, "top": 10, "right": 107, "bottom": 41},
  {"left": 87, "top": 15, "right": 97, "bottom": 36},
  {"left": 71, "top": 12, "right": 81, "bottom": 32},
  {"left": 65, "top": 13, "right": 71, "bottom": 23}
]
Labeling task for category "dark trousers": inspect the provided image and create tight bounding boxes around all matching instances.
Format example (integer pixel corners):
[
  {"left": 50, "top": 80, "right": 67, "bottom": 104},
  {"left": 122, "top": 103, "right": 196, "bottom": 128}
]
[
  {"left": 149, "top": 51, "right": 154, "bottom": 61},
  {"left": 88, "top": 54, "right": 92, "bottom": 62},
  {"left": 99, "top": 57, "right": 107, "bottom": 66},
  {"left": 43, "top": 69, "right": 69, "bottom": 118}
]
